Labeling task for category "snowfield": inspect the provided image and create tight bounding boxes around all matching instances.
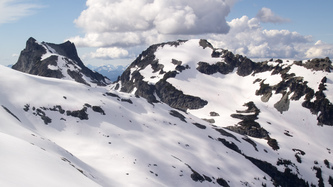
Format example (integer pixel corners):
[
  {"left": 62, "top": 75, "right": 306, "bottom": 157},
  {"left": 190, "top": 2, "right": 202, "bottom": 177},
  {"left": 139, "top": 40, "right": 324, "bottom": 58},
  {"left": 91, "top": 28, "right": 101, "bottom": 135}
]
[
  {"left": 1, "top": 39, "right": 333, "bottom": 186},
  {"left": 1, "top": 65, "right": 273, "bottom": 186}
]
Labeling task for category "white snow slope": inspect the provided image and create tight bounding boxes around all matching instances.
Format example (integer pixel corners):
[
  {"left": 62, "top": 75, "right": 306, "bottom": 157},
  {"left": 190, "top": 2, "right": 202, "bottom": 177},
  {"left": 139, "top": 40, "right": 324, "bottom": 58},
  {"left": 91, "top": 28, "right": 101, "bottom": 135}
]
[{"left": 1, "top": 39, "right": 333, "bottom": 186}]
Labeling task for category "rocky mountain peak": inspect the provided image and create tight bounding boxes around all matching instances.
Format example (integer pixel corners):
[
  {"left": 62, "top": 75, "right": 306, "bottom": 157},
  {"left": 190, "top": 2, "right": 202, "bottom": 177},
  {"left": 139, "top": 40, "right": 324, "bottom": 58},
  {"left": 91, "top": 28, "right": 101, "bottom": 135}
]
[
  {"left": 12, "top": 37, "right": 110, "bottom": 86},
  {"left": 12, "top": 37, "right": 47, "bottom": 72},
  {"left": 43, "top": 40, "right": 82, "bottom": 66},
  {"left": 1, "top": 38, "right": 333, "bottom": 186},
  {"left": 114, "top": 39, "right": 333, "bottom": 126},
  {"left": 26, "top": 37, "right": 45, "bottom": 51}
]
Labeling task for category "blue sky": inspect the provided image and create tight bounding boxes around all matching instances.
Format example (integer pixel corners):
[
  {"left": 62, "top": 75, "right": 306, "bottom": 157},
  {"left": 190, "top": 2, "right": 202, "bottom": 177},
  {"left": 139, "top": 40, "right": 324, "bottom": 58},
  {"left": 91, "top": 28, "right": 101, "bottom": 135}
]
[
  {"left": 227, "top": 0, "right": 333, "bottom": 42},
  {"left": 0, "top": 0, "right": 332, "bottom": 66}
]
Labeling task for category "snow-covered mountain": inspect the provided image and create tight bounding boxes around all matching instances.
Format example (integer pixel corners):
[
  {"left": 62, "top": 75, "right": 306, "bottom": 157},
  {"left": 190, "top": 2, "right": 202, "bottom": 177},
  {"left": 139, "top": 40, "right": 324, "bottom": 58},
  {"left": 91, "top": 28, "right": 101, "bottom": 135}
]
[
  {"left": 1, "top": 39, "right": 333, "bottom": 186},
  {"left": 88, "top": 64, "right": 126, "bottom": 82},
  {"left": 12, "top": 37, "right": 110, "bottom": 86}
]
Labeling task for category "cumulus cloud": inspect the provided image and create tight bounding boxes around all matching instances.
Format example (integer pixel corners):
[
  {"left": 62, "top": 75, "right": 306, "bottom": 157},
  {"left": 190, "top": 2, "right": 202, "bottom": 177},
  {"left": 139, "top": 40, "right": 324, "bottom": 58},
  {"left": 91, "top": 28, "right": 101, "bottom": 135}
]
[
  {"left": 209, "top": 15, "right": 333, "bottom": 60},
  {"left": 305, "top": 40, "right": 333, "bottom": 59},
  {"left": 85, "top": 47, "right": 129, "bottom": 60},
  {"left": 0, "top": 0, "right": 42, "bottom": 25},
  {"left": 70, "top": 1, "right": 333, "bottom": 61},
  {"left": 69, "top": 0, "right": 234, "bottom": 47},
  {"left": 209, "top": 16, "right": 314, "bottom": 59},
  {"left": 69, "top": 32, "right": 143, "bottom": 48},
  {"left": 256, "top": 7, "right": 290, "bottom": 24}
]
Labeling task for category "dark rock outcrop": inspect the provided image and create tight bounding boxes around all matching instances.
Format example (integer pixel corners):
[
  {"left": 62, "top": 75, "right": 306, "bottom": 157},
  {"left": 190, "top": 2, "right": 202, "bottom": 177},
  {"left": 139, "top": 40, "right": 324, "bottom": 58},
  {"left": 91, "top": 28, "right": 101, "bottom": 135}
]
[
  {"left": 226, "top": 101, "right": 279, "bottom": 150},
  {"left": 66, "top": 107, "right": 89, "bottom": 120},
  {"left": 12, "top": 37, "right": 109, "bottom": 86},
  {"left": 227, "top": 102, "right": 269, "bottom": 139},
  {"left": 115, "top": 39, "right": 332, "bottom": 127},
  {"left": 295, "top": 57, "right": 333, "bottom": 72},
  {"left": 2, "top": 105, "right": 21, "bottom": 122},
  {"left": 116, "top": 40, "right": 208, "bottom": 111},
  {"left": 197, "top": 50, "right": 271, "bottom": 77},
  {"left": 245, "top": 156, "right": 308, "bottom": 187},
  {"left": 302, "top": 76, "right": 333, "bottom": 126},
  {"left": 255, "top": 61, "right": 333, "bottom": 126},
  {"left": 155, "top": 79, "right": 208, "bottom": 111},
  {"left": 169, "top": 110, "right": 187, "bottom": 122}
]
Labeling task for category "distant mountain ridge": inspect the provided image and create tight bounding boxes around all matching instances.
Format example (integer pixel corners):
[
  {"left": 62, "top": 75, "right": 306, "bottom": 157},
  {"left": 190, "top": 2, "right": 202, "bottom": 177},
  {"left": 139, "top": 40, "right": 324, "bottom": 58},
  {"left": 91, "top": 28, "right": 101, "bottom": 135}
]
[
  {"left": 12, "top": 37, "right": 110, "bottom": 86},
  {"left": 88, "top": 64, "right": 126, "bottom": 82}
]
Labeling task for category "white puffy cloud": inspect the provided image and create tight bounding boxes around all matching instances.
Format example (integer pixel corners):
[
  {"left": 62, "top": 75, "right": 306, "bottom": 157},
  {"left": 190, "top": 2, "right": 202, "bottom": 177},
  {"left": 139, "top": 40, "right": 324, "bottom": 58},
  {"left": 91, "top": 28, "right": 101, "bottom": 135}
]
[
  {"left": 0, "top": 0, "right": 42, "bottom": 25},
  {"left": 69, "top": 32, "right": 143, "bottom": 47},
  {"left": 71, "top": 1, "right": 333, "bottom": 61},
  {"left": 85, "top": 47, "right": 129, "bottom": 60},
  {"left": 208, "top": 15, "right": 332, "bottom": 60},
  {"left": 69, "top": 0, "right": 234, "bottom": 47},
  {"left": 224, "top": 8, "right": 333, "bottom": 60},
  {"left": 305, "top": 40, "right": 333, "bottom": 59},
  {"left": 256, "top": 7, "right": 290, "bottom": 24}
]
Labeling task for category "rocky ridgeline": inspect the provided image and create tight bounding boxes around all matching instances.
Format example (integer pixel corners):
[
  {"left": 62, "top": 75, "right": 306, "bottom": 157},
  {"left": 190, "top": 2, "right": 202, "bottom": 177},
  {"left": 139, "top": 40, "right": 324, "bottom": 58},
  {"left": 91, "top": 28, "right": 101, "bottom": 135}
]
[
  {"left": 116, "top": 40, "right": 208, "bottom": 111},
  {"left": 12, "top": 37, "right": 109, "bottom": 86},
  {"left": 254, "top": 58, "right": 333, "bottom": 126},
  {"left": 3, "top": 38, "right": 333, "bottom": 186},
  {"left": 115, "top": 39, "right": 333, "bottom": 126}
]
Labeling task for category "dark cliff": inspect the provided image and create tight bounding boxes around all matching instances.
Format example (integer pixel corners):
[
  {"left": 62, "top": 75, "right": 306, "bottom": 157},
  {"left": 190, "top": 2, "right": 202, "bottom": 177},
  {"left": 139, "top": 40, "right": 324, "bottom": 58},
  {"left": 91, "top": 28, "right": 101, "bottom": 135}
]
[{"left": 12, "top": 37, "right": 110, "bottom": 86}]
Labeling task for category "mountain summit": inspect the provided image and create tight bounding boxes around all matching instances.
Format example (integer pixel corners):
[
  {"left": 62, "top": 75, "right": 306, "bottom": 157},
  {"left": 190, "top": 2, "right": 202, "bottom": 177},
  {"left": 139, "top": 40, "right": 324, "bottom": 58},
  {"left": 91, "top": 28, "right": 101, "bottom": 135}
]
[
  {"left": 12, "top": 37, "right": 110, "bottom": 86},
  {"left": 114, "top": 39, "right": 333, "bottom": 125},
  {"left": 1, "top": 39, "right": 333, "bottom": 186}
]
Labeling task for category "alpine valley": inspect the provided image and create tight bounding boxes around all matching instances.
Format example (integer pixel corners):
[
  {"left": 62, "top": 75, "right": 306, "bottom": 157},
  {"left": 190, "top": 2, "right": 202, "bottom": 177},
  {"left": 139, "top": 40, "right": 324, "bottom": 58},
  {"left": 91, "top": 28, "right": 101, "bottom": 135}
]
[{"left": 1, "top": 38, "right": 333, "bottom": 187}]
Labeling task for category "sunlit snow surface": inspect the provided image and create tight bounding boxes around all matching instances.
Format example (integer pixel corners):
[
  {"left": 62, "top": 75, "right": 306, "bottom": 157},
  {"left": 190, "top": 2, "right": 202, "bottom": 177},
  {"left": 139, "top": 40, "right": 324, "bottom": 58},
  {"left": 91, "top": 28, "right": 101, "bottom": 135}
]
[
  {"left": 1, "top": 39, "right": 333, "bottom": 186},
  {"left": 1, "top": 65, "right": 273, "bottom": 186},
  {"left": 127, "top": 39, "right": 333, "bottom": 185}
]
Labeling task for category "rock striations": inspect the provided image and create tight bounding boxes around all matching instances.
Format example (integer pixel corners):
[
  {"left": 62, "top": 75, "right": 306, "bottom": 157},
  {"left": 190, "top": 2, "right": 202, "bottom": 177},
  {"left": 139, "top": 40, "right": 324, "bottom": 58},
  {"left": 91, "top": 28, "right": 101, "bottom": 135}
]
[{"left": 12, "top": 37, "right": 110, "bottom": 86}]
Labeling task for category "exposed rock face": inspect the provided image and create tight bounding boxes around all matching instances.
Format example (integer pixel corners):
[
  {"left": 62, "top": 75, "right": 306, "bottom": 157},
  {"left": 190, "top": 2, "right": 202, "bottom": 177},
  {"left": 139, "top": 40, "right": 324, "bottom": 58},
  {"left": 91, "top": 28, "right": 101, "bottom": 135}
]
[
  {"left": 255, "top": 59, "right": 333, "bottom": 126},
  {"left": 226, "top": 101, "right": 280, "bottom": 150},
  {"left": 12, "top": 38, "right": 47, "bottom": 74},
  {"left": 2, "top": 38, "right": 333, "bottom": 186},
  {"left": 198, "top": 51, "right": 333, "bottom": 126},
  {"left": 116, "top": 40, "right": 208, "bottom": 111},
  {"left": 12, "top": 37, "right": 110, "bottom": 86},
  {"left": 114, "top": 39, "right": 333, "bottom": 126},
  {"left": 196, "top": 50, "right": 272, "bottom": 76},
  {"left": 302, "top": 76, "right": 333, "bottom": 126},
  {"left": 295, "top": 57, "right": 333, "bottom": 72},
  {"left": 228, "top": 102, "right": 268, "bottom": 138}
]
